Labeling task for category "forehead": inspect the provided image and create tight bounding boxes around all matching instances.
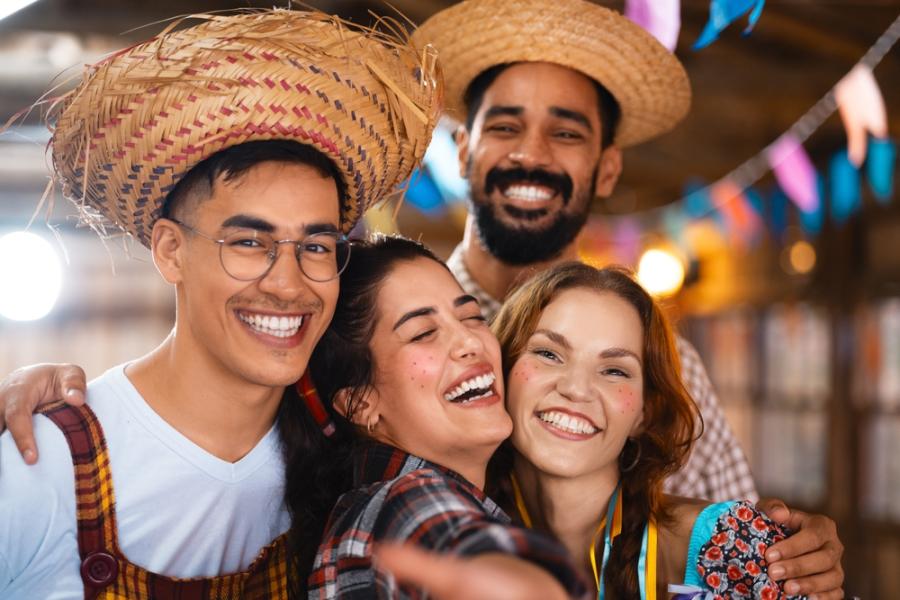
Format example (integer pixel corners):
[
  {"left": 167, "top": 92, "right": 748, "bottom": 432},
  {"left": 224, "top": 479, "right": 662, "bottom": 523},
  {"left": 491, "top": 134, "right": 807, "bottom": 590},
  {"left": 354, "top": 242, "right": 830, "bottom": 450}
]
[
  {"left": 203, "top": 161, "right": 341, "bottom": 224},
  {"left": 539, "top": 288, "right": 643, "bottom": 349},
  {"left": 480, "top": 62, "right": 601, "bottom": 121},
  {"left": 377, "top": 257, "right": 465, "bottom": 316}
]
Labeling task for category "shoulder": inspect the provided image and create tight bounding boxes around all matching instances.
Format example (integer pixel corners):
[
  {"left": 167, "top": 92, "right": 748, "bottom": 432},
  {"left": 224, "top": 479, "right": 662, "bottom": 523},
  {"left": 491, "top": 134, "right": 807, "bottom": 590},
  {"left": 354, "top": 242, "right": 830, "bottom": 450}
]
[
  {"left": 378, "top": 468, "right": 492, "bottom": 531},
  {"left": 0, "top": 414, "right": 79, "bottom": 590}
]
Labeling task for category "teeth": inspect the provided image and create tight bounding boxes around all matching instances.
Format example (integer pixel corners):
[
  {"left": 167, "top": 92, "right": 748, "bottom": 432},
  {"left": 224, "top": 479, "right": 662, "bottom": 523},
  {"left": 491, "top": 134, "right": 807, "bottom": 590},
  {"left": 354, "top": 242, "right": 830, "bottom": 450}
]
[
  {"left": 537, "top": 411, "right": 598, "bottom": 435},
  {"left": 238, "top": 312, "right": 304, "bottom": 338},
  {"left": 444, "top": 372, "right": 496, "bottom": 402},
  {"left": 503, "top": 185, "right": 553, "bottom": 203}
]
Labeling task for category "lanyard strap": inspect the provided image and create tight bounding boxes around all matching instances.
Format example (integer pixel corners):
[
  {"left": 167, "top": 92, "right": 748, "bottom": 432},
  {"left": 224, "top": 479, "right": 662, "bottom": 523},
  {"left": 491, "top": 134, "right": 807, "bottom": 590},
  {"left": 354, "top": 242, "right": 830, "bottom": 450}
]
[{"left": 512, "top": 476, "right": 656, "bottom": 600}]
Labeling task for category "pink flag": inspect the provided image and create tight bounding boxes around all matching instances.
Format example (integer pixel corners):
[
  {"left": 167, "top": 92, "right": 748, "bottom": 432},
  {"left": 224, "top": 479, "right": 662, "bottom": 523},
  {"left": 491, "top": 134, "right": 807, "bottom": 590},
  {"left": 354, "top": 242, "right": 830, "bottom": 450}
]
[
  {"left": 625, "top": 0, "right": 681, "bottom": 51},
  {"left": 767, "top": 134, "right": 820, "bottom": 213},
  {"left": 835, "top": 64, "right": 888, "bottom": 166}
]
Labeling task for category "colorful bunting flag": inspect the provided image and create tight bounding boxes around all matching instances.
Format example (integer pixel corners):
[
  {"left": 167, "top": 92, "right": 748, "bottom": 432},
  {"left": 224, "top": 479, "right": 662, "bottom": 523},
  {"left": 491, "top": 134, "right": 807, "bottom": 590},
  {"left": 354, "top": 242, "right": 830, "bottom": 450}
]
[
  {"left": 404, "top": 168, "right": 446, "bottom": 214},
  {"left": 798, "top": 176, "right": 825, "bottom": 236},
  {"left": 694, "top": 0, "right": 766, "bottom": 50},
  {"left": 834, "top": 65, "right": 888, "bottom": 166},
  {"left": 867, "top": 137, "right": 897, "bottom": 204},
  {"left": 711, "top": 179, "right": 762, "bottom": 246},
  {"left": 683, "top": 178, "right": 713, "bottom": 218},
  {"left": 612, "top": 218, "right": 643, "bottom": 266},
  {"left": 625, "top": 0, "right": 681, "bottom": 51},
  {"left": 829, "top": 150, "right": 861, "bottom": 224},
  {"left": 768, "top": 134, "right": 820, "bottom": 213},
  {"left": 769, "top": 187, "right": 789, "bottom": 240}
]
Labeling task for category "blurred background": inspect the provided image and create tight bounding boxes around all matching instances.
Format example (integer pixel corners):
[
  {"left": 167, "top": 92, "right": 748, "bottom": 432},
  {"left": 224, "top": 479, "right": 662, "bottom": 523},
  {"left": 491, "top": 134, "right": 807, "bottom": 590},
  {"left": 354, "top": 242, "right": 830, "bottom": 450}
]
[{"left": 1, "top": 0, "right": 898, "bottom": 595}]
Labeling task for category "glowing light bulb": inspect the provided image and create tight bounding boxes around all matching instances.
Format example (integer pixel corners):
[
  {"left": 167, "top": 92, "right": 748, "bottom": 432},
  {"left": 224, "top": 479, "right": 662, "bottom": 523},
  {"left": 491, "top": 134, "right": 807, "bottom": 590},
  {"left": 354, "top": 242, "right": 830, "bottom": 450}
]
[
  {"left": 788, "top": 240, "right": 816, "bottom": 274},
  {"left": 0, "top": 231, "right": 63, "bottom": 321},
  {"left": 637, "top": 248, "right": 685, "bottom": 297}
]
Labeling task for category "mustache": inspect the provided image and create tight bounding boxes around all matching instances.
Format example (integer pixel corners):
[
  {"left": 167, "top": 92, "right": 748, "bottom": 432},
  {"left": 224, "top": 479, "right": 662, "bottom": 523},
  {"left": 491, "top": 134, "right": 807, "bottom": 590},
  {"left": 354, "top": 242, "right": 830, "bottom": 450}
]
[{"left": 484, "top": 166, "right": 574, "bottom": 204}]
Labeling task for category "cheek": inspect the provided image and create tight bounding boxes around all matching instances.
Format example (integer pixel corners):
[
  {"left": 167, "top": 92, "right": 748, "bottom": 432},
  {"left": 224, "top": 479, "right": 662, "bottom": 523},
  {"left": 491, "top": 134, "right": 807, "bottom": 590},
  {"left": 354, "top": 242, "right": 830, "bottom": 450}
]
[
  {"left": 398, "top": 348, "right": 442, "bottom": 391},
  {"left": 610, "top": 383, "right": 643, "bottom": 416},
  {"left": 506, "top": 360, "right": 545, "bottom": 414}
]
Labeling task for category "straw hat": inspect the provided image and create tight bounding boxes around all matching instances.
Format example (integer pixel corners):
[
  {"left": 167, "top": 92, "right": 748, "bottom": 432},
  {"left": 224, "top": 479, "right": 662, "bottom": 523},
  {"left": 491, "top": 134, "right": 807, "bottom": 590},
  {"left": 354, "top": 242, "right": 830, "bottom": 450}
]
[
  {"left": 50, "top": 10, "right": 442, "bottom": 247},
  {"left": 412, "top": 0, "right": 690, "bottom": 147}
]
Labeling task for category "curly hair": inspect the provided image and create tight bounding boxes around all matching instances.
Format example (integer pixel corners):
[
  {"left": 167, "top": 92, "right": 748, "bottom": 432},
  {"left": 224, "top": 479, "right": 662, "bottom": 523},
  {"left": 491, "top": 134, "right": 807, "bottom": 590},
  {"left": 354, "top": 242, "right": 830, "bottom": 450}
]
[{"left": 490, "top": 262, "right": 700, "bottom": 598}]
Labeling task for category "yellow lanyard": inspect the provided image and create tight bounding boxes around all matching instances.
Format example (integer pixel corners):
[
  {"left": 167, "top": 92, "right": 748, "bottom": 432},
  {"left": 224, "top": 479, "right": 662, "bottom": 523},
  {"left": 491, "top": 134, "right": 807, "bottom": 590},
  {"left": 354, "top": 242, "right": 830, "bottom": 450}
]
[{"left": 511, "top": 474, "right": 657, "bottom": 599}]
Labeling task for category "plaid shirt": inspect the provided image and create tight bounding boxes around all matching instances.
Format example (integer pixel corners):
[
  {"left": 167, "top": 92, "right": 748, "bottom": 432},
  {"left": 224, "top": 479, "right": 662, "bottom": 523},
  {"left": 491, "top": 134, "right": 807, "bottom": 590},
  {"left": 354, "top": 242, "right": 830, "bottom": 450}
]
[
  {"left": 447, "top": 245, "right": 758, "bottom": 503},
  {"left": 308, "top": 443, "right": 587, "bottom": 599}
]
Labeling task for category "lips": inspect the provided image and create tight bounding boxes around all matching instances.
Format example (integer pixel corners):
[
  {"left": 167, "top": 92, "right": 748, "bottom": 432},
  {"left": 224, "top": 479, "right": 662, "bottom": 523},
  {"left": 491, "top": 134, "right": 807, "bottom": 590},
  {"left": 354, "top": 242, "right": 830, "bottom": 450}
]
[
  {"left": 444, "top": 367, "right": 498, "bottom": 405},
  {"left": 236, "top": 309, "right": 308, "bottom": 347},
  {"left": 535, "top": 408, "right": 600, "bottom": 438}
]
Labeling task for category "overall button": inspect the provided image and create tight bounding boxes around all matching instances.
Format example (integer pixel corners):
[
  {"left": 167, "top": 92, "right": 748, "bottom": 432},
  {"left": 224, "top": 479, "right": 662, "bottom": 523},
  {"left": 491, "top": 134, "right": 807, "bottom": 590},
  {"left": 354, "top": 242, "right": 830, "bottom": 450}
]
[{"left": 81, "top": 551, "right": 119, "bottom": 586}]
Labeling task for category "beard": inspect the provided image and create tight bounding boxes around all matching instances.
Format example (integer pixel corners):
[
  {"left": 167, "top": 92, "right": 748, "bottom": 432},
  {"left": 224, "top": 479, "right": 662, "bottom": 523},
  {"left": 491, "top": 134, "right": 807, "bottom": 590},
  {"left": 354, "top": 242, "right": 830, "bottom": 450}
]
[{"left": 468, "top": 164, "right": 595, "bottom": 266}]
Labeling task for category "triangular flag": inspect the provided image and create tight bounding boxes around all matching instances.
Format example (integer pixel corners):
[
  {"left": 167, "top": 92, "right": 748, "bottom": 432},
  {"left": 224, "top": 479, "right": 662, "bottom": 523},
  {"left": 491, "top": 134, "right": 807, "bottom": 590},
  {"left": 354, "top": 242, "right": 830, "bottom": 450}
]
[
  {"left": 834, "top": 65, "right": 888, "bottom": 166},
  {"left": 829, "top": 150, "right": 861, "bottom": 224},
  {"left": 625, "top": 0, "right": 681, "bottom": 51},
  {"left": 798, "top": 175, "right": 825, "bottom": 236},
  {"left": 768, "top": 134, "right": 820, "bottom": 213},
  {"left": 683, "top": 178, "right": 713, "bottom": 218},
  {"left": 694, "top": 0, "right": 766, "bottom": 50},
  {"left": 866, "top": 137, "right": 896, "bottom": 203},
  {"left": 711, "top": 180, "right": 762, "bottom": 247},
  {"left": 769, "top": 187, "right": 789, "bottom": 240}
]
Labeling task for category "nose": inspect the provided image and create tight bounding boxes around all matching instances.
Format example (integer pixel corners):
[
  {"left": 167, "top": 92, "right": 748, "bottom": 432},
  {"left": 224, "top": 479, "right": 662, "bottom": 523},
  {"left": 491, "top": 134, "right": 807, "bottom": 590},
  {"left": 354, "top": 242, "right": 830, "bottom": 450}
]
[
  {"left": 555, "top": 366, "right": 595, "bottom": 404},
  {"left": 507, "top": 130, "right": 552, "bottom": 170},
  {"left": 450, "top": 323, "right": 485, "bottom": 361},
  {"left": 256, "top": 244, "right": 310, "bottom": 300}
]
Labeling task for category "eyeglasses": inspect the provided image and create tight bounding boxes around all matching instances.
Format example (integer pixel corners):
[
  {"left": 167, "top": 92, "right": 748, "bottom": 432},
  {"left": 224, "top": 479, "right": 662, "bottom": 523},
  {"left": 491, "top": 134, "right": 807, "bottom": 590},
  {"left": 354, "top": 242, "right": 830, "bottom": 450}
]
[{"left": 171, "top": 219, "right": 350, "bottom": 283}]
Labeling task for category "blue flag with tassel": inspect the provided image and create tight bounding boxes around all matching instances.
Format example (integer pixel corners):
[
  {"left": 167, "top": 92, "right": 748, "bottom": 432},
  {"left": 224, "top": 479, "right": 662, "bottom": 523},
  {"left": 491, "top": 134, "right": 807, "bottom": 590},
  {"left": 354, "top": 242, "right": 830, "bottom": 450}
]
[{"left": 694, "top": 0, "right": 766, "bottom": 50}]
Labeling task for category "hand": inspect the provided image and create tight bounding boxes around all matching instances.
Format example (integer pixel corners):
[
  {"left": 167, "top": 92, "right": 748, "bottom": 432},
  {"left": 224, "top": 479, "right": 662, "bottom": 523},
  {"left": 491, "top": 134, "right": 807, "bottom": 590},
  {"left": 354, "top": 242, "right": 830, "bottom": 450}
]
[
  {"left": 757, "top": 498, "right": 844, "bottom": 599},
  {"left": 375, "top": 544, "right": 568, "bottom": 600},
  {"left": 0, "top": 363, "right": 86, "bottom": 464}
]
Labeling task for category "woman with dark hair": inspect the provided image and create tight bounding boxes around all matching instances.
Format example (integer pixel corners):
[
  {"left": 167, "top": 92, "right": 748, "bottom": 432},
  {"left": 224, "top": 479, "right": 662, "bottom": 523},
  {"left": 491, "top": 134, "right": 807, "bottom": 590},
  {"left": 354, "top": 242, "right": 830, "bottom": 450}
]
[
  {"left": 301, "top": 236, "right": 586, "bottom": 599},
  {"left": 488, "top": 262, "right": 803, "bottom": 599}
]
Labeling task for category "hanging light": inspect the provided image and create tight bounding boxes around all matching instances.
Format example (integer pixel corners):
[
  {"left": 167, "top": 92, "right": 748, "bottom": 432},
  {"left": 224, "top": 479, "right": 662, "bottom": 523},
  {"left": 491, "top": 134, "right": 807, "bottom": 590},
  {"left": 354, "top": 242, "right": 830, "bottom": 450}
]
[
  {"left": 0, "top": 231, "right": 63, "bottom": 321},
  {"left": 0, "top": 0, "right": 40, "bottom": 21},
  {"left": 637, "top": 247, "right": 686, "bottom": 297}
]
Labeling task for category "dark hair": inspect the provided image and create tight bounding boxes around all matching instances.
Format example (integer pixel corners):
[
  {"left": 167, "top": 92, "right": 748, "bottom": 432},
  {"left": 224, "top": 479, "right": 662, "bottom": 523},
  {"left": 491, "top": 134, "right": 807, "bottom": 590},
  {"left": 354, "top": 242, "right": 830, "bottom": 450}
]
[
  {"left": 281, "top": 234, "right": 447, "bottom": 596},
  {"left": 490, "top": 262, "right": 699, "bottom": 599},
  {"left": 161, "top": 139, "right": 348, "bottom": 223},
  {"left": 463, "top": 62, "right": 621, "bottom": 148}
]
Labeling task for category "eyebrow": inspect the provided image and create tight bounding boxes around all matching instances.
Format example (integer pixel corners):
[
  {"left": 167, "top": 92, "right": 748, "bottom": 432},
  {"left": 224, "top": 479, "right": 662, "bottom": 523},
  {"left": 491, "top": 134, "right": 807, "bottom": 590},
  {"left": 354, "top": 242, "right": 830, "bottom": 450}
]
[
  {"left": 220, "top": 214, "right": 339, "bottom": 236},
  {"left": 600, "top": 347, "right": 642, "bottom": 366},
  {"left": 533, "top": 329, "right": 571, "bottom": 350},
  {"left": 392, "top": 296, "right": 479, "bottom": 332},
  {"left": 549, "top": 106, "right": 593, "bottom": 131},
  {"left": 484, "top": 105, "right": 523, "bottom": 119}
]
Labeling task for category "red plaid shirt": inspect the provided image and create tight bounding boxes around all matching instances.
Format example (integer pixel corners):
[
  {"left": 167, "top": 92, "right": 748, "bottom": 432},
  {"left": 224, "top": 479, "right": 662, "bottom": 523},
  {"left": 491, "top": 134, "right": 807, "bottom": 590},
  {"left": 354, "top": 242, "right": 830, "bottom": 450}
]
[{"left": 308, "top": 443, "right": 586, "bottom": 599}]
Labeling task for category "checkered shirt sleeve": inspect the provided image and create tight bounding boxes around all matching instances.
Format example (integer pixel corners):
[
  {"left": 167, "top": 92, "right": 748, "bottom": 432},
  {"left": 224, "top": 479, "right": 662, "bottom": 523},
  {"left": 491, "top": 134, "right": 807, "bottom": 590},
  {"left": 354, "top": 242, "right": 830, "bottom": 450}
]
[
  {"left": 665, "top": 337, "right": 759, "bottom": 502},
  {"left": 308, "top": 468, "right": 586, "bottom": 599}
]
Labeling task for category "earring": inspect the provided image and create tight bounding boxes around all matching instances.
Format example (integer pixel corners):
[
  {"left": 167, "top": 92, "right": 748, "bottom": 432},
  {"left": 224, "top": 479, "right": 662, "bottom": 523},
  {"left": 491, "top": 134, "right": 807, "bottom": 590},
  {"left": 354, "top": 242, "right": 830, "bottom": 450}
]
[
  {"left": 619, "top": 438, "right": 642, "bottom": 473},
  {"left": 366, "top": 417, "right": 377, "bottom": 434}
]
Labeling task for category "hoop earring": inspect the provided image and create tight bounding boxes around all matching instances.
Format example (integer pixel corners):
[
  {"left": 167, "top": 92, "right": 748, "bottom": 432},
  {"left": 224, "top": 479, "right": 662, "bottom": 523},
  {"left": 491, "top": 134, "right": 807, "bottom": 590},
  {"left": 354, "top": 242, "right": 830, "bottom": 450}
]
[
  {"left": 366, "top": 420, "right": 374, "bottom": 434},
  {"left": 620, "top": 438, "right": 641, "bottom": 473}
]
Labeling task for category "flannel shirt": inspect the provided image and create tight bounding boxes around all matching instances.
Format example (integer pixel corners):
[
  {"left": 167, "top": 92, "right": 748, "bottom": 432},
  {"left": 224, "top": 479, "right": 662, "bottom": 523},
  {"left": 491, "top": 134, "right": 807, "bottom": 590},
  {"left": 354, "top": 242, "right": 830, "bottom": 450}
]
[
  {"left": 308, "top": 442, "right": 587, "bottom": 599},
  {"left": 447, "top": 244, "right": 759, "bottom": 503}
]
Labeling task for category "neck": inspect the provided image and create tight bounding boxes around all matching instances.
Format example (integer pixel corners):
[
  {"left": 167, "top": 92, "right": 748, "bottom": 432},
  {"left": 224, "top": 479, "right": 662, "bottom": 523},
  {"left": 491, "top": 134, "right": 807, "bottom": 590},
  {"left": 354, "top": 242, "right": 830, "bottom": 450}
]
[
  {"left": 460, "top": 215, "right": 580, "bottom": 304},
  {"left": 513, "top": 452, "right": 619, "bottom": 582},
  {"left": 126, "top": 328, "right": 285, "bottom": 463}
]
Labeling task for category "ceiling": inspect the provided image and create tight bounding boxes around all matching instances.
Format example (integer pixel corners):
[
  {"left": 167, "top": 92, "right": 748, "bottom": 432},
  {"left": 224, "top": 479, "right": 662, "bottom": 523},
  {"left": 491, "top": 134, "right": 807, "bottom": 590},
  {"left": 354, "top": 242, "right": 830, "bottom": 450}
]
[{"left": 0, "top": 0, "right": 898, "bottom": 231}]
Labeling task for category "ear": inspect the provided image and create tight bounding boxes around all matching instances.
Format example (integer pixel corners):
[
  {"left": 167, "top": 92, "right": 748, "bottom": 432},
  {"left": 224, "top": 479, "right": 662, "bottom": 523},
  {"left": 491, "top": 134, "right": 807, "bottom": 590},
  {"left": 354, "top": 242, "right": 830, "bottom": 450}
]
[
  {"left": 454, "top": 125, "right": 471, "bottom": 179},
  {"left": 593, "top": 145, "right": 623, "bottom": 198},
  {"left": 334, "top": 386, "right": 381, "bottom": 429},
  {"left": 151, "top": 218, "right": 187, "bottom": 285}
]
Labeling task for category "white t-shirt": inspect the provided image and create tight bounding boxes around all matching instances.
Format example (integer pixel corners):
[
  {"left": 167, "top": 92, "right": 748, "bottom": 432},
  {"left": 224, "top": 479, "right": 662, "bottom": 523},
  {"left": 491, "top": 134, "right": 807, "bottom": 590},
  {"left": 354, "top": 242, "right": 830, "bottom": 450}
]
[{"left": 0, "top": 364, "right": 291, "bottom": 600}]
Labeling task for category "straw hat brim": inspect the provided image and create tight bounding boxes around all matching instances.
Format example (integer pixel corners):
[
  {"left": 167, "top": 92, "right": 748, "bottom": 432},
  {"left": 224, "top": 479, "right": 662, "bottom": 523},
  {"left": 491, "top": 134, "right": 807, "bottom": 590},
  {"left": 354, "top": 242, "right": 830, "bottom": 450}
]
[
  {"left": 413, "top": 0, "right": 691, "bottom": 147},
  {"left": 50, "top": 10, "right": 441, "bottom": 247}
]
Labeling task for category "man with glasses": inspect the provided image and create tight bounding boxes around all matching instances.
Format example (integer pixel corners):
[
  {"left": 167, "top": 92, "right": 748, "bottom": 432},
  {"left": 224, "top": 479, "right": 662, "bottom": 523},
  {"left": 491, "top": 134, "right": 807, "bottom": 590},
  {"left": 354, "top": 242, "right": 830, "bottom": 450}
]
[{"left": 0, "top": 10, "right": 438, "bottom": 598}]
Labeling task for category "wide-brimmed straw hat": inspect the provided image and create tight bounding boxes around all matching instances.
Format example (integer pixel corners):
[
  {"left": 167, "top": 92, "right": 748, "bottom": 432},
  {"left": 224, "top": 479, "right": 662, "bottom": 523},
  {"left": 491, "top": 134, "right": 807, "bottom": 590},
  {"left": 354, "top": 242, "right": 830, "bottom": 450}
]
[
  {"left": 50, "top": 9, "right": 441, "bottom": 247},
  {"left": 412, "top": 0, "right": 690, "bottom": 147}
]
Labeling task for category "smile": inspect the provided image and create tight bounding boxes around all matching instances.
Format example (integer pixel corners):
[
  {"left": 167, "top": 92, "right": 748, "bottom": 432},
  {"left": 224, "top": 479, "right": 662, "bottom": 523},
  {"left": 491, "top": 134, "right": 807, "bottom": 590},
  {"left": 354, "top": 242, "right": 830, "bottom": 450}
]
[
  {"left": 502, "top": 184, "right": 555, "bottom": 203},
  {"left": 237, "top": 311, "right": 305, "bottom": 338},
  {"left": 536, "top": 409, "right": 599, "bottom": 436},
  {"left": 444, "top": 372, "right": 496, "bottom": 404}
]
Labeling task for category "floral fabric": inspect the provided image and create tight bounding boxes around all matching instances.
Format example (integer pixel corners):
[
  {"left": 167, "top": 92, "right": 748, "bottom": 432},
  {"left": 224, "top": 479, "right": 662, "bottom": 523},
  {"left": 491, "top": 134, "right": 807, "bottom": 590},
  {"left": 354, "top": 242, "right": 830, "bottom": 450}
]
[{"left": 689, "top": 501, "right": 806, "bottom": 600}]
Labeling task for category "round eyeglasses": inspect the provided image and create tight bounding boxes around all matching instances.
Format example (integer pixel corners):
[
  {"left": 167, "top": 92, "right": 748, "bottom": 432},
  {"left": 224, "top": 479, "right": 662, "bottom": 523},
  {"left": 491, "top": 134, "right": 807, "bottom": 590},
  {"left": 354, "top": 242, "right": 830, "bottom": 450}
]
[{"left": 171, "top": 219, "right": 351, "bottom": 283}]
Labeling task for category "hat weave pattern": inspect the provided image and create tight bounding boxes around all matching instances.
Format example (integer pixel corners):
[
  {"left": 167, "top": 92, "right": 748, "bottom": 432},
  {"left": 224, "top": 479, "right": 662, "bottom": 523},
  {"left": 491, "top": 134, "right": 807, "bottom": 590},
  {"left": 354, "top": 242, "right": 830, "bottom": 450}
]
[
  {"left": 413, "top": 0, "right": 690, "bottom": 147},
  {"left": 51, "top": 10, "right": 441, "bottom": 246}
]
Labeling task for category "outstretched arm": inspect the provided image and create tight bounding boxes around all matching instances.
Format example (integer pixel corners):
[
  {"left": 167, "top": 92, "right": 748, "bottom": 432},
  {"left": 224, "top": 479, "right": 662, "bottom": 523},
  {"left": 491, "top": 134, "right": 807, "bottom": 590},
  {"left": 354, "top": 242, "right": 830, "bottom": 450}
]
[
  {"left": 376, "top": 544, "right": 569, "bottom": 600},
  {"left": 0, "top": 363, "right": 86, "bottom": 464},
  {"left": 758, "top": 498, "right": 845, "bottom": 599}
]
